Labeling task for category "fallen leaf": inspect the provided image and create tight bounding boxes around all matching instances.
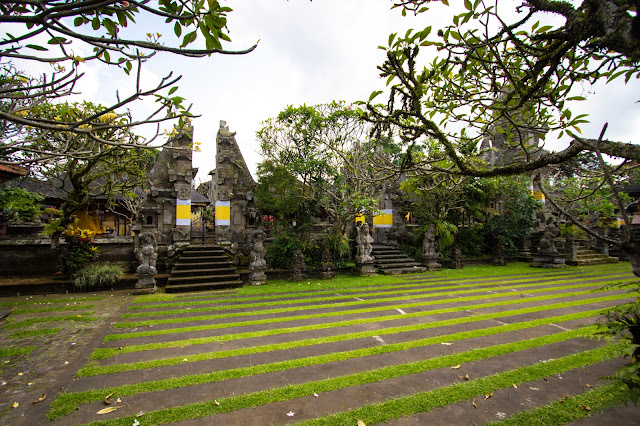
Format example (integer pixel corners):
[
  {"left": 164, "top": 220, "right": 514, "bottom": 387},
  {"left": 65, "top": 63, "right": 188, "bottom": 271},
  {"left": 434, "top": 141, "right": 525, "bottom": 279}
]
[
  {"left": 459, "top": 373, "right": 470, "bottom": 381},
  {"left": 585, "top": 383, "right": 592, "bottom": 388},
  {"left": 485, "top": 392, "right": 493, "bottom": 399},
  {"left": 472, "top": 399, "right": 477, "bottom": 408},
  {"left": 512, "top": 383, "right": 518, "bottom": 389},
  {"left": 357, "top": 420, "right": 367, "bottom": 426},
  {"left": 136, "top": 411, "right": 145, "bottom": 417},
  {"left": 32, "top": 394, "right": 46, "bottom": 404},
  {"left": 115, "top": 398, "right": 121, "bottom": 403},
  {"left": 440, "top": 342, "right": 453, "bottom": 346},
  {"left": 97, "top": 406, "right": 123, "bottom": 415},
  {"left": 3, "top": 360, "right": 10, "bottom": 364},
  {"left": 104, "top": 392, "right": 114, "bottom": 405},
  {"left": 118, "top": 347, "right": 123, "bottom": 351},
  {"left": 451, "top": 364, "right": 461, "bottom": 370},
  {"left": 580, "top": 404, "right": 591, "bottom": 411}
]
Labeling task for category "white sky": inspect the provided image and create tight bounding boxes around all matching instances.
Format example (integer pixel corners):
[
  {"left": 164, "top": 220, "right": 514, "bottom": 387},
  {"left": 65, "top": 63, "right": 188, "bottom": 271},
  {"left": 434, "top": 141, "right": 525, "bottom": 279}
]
[{"left": 22, "top": 1, "right": 640, "bottom": 182}]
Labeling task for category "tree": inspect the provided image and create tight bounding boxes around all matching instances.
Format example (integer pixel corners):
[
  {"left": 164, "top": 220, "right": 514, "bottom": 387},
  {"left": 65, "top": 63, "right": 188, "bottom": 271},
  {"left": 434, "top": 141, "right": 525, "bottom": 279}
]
[
  {"left": 0, "top": 0, "right": 256, "bottom": 165},
  {"left": 362, "top": 0, "right": 640, "bottom": 275},
  {"left": 29, "top": 101, "right": 157, "bottom": 251},
  {"left": 257, "top": 101, "right": 384, "bottom": 235}
]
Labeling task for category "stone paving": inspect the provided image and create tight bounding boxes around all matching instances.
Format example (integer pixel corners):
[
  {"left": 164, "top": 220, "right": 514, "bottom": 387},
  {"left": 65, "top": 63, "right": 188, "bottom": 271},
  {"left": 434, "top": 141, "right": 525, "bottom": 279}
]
[{"left": 1, "top": 263, "right": 639, "bottom": 425}]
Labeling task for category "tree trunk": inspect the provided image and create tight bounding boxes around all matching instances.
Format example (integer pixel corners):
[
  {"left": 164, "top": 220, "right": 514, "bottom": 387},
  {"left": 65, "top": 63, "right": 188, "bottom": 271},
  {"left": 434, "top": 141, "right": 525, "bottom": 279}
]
[{"left": 620, "top": 241, "right": 640, "bottom": 278}]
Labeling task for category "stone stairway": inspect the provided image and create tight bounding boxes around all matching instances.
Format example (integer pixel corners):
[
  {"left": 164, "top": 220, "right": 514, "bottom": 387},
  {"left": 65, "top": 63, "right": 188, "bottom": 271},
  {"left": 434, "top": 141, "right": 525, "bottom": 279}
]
[
  {"left": 566, "top": 248, "right": 619, "bottom": 266},
  {"left": 371, "top": 244, "right": 426, "bottom": 275},
  {"left": 165, "top": 245, "right": 243, "bottom": 293}
]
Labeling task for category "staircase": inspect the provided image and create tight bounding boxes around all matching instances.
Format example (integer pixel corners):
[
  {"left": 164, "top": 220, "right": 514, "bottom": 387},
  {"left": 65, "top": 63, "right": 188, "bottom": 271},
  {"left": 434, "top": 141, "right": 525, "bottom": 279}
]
[
  {"left": 566, "top": 247, "right": 619, "bottom": 266},
  {"left": 371, "top": 244, "right": 426, "bottom": 275},
  {"left": 165, "top": 245, "right": 243, "bottom": 293}
]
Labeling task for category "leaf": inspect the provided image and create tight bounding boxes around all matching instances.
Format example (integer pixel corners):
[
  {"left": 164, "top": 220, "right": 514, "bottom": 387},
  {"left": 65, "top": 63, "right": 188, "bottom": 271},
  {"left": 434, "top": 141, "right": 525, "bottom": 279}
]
[
  {"left": 32, "top": 394, "right": 46, "bottom": 404},
  {"left": 97, "top": 406, "right": 123, "bottom": 415},
  {"left": 512, "top": 383, "right": 518, "bottom": 389},
  {"left": 104, "top": 392, "right": 114, "bottom": 405},
  {"left": 472, "top": 399, "right": 477, "bottom": 408},
  {"left": 25, "top": 44, "right": 48, "bottom": 51},
  {"left": 440, "top": 342, "right": 453, "bottom": 346},
  {"left": 580, "top": 404, "right": 591, "bottom": 411},
  {"left": 485, "top": 392, "right": 493, "bottom": 399},
  {"left": 368, "top": 90, "right": 383, "bottom": 102},
  {"left": 451, "top": 364, "right": 461, "bottom": 369},
  {"left": 357, "top": 420, "right": 367, "bottom": 426},
  {"left": 459, "top": 373, "right": 470, "bottom": 381}
]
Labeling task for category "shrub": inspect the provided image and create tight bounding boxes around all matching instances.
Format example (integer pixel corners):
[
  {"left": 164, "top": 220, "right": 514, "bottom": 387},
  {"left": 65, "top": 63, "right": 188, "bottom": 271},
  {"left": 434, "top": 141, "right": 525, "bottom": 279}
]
[
  {"left": 73, "top": 263, "right": 123, "bottom": 290},
  {"left": 457, "top": 225, "right": 487, "bottom": 259},
  {"left": 62, "top": 229, "right": 99, "bottom": 275},
  {"left": 266, "top": 233, "right": 301, "bottom": 270},
  {"left": 0, "top": 187, "right": 43, "bottom": 223}
]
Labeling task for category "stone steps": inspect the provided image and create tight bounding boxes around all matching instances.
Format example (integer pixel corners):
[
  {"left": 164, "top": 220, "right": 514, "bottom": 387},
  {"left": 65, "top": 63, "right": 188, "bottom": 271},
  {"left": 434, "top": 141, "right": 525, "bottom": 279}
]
[
  {"left": 371, "top": 245, "right": 426, "bottom": 275},
  {"left": 165, "top": 245, "right": 242, "bottom": 293}
]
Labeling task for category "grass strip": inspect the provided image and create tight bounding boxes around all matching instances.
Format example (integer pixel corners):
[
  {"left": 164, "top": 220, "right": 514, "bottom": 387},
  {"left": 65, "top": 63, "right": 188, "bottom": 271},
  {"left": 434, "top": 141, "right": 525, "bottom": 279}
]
[
  {"left": 295, "top": 344, "right": 622, "bottom": 426},
  {"left": 81, "top": 342, "right": 622, "bottom": 425},
  {"left": 91, "top": 292, "right": 625, "bottom": 360},
  {"left": 3, "top": 314, "right": 96, "bottom": 329},
  {"left": 129, "top": 271, "right": 630, "bottom": 312},
  {"left": 488, "top": 382, "right": 627, "bottom": 425},
  {"left": 12, "top": 304, "right": 94, "bottom": 314},
  {"left": 0, "top": 346, "right": 36, "bottom": 357},
  {"left": 0, "top": 296, "right": 103, "bottom": 307},
  {"left": 10, "top": 328, "right": 61, "bottom": 338},
  {"left": 107, "top": 282, "right": 614, "bottom": 340},
  {"left": 132, "top": 263, "right": 630, "bottom": 303},
  {"left": 96, "top": 291, "right": 628, "bottom": 359},
  {"left": 79, "top": 308, "right": 602, "bottom": 376},
  {"left": 51, "top": 324, "right": 596, "bottom": 419}
]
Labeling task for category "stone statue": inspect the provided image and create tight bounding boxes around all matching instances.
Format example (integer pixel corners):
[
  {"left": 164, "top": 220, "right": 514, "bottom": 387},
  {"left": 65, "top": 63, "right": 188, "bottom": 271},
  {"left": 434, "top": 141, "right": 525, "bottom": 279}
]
[
  {"left": 249, "top": 230, "right": 266, "bottom": 269},
  {"left": 422, "top": 225, "right": 438, "bottom": 258},
  {"left": 538, "top": 217, "right": 559, "bottom": 254},
  {"left": 136, "top": 232, "right": 158, "bottom": 274},
  {"left": 135, "top": 231, "right": 158, "bottom": 293},
  {"left": 291, "top": 249, "right": 307, "bottom": 281},
  {"left": 355, "top": 222, "right": 374, "bottom": 264}
]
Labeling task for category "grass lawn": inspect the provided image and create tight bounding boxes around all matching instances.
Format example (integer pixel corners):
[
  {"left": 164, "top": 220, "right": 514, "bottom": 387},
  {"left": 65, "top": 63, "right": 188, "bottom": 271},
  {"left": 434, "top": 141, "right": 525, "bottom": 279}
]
[{"left": 1, "top": 262, "right": 638, "bottom": 425}]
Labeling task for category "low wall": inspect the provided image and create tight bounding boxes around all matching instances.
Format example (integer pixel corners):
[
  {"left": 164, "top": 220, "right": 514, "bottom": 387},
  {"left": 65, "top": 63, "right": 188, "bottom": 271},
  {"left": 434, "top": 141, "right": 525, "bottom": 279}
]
[{"left": 0, "top": 237, "right": 136, "bottom": 276}]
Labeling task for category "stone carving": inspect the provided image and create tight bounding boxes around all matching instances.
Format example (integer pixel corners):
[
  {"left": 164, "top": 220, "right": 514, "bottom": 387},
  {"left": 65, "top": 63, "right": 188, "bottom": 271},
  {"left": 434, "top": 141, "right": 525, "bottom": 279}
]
[
  {"left": 420, "top": 225, "right": 442, "bottom": 271},
  {"left": 291, "top": 249, "right": 307, "bottom": 281},
  {"left": 531, "top": 216, "right": 565, "bottom": 268},
  {"left": 355, "top": 222, "right": 374, "bottom": 264},
  {"left": 319, "top": 247, "right": 335, "bottom": 279},
  {"left": 422, "top": 225, "right": 438, "bottom": 258},
  {"left": 538, "top": 217, "right": 559, "bottom": 254},
  {"left": 135, "top": 231, "right": 158, "bottom": 293},
  {"left": 249, "top": 230, "right": 267, "bottom": 285},
  {"left": 451, "top": 244, "right": 463, "bottom": 269},
  {"left": 249, "top": 230, "right": 266, "bottom": 269},
  {"left": 175, "top": 183, "right": 190, "bottom": 200}
]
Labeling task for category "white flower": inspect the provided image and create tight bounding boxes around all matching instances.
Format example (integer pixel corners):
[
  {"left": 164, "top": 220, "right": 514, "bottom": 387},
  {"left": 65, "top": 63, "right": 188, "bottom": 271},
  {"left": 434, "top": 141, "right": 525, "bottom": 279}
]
[
  {"left": 133, "top": 420, "right": 140, "bottom": 426},
  {"left": 286, "top": 411, "right": 295, "bottom": 417}
]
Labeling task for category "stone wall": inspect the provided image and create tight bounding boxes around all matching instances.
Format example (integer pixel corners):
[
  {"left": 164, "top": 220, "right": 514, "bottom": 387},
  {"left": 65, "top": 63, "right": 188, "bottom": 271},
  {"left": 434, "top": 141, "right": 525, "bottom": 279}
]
[{"left": 0, "top": 237, "right": 136, "bottom": 276}]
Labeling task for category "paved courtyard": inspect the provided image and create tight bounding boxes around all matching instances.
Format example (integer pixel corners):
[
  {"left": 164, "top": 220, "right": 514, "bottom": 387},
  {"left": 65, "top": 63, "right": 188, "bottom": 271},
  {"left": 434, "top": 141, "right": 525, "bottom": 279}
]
[{"left": 1, "top": 263, "right": 639, "bottom": 425}]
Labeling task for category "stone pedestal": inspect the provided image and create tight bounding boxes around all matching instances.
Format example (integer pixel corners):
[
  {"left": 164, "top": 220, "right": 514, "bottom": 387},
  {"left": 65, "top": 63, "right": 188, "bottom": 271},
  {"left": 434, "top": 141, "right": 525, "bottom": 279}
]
[
  {"left": 531, "top": 252, "right": 566, "bottom": 268},
  {"left": 355, "top": 263, "right": 377, "bottom": 276},
  {"left": 249, "top": 268, "right": 267, "bottom": 286},
  {"left": 420, "top": 254, "right": 442, "bottom": 271},
  {"left": 135, "top": 265, "right": 157, "bottom": 294},
  {"left": 291, "top": 249, "right": 307, "bottom": 281},
  {"left": 319, "top": 249, "right": 335, "bottom": 279}
]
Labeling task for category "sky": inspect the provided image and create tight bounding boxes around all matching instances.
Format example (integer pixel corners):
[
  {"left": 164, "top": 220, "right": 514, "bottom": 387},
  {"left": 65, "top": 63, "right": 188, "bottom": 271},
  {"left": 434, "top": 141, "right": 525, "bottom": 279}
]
[{"left": 21, "top": 1, "right": 640, "bottom": 183}]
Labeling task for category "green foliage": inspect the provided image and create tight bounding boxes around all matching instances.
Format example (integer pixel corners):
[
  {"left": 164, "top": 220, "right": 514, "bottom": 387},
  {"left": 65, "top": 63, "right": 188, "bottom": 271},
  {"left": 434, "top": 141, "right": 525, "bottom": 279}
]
[
  {"left": 0, "top": 187, "right": 43, "bottom": 223},
  {"left": 62, "top": 229, "right": 99, "bottom": 275},
  {"left": 324, "top": 228, "right": 351, "bottom": 268},
  {"left": 73, "top": 263, "right": 124, "bottom": 290},
  {"left": 466, "top": 176, "right": 539, "bottom": 255},
  {"left": 257, "top": 101, "right": 381, "bottom": 232},
  {"left": 456, "top": 225, "right": 487, "bottom": 259},
  {"left": 594, "top": 279, "right": 640, "bottom": 405},
  {"left": 266, "top": 233, "right": 301, "bottom": 270}
]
